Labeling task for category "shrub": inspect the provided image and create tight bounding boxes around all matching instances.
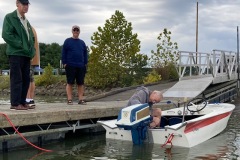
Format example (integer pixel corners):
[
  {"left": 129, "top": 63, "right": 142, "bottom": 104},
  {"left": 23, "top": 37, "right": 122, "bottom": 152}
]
[
  {"left": 168, "top": 62, "right": 179, "bottom": 80},
  {"left": 0, "top": 76, "right": 10, "bottom": 90},
  {"left": 143, "top": 69, "right": 161, "bottom": 84},
  {"left": 155, "top": 62, "right": 179, "bottom": 80},
  {"left": 35, "top": 64, "right": 58, "bottom": 86}
]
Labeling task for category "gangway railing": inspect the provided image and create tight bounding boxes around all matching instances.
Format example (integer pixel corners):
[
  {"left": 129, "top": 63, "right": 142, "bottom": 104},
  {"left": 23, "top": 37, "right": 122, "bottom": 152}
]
[{"left": 176, "top": 50, "right": 238, "bottom": 84}]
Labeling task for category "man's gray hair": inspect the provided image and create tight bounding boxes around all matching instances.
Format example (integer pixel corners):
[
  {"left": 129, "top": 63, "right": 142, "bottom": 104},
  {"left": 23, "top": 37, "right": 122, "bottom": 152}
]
[{"left": 153, "top": 90, "right": 163, "bottom": 100}]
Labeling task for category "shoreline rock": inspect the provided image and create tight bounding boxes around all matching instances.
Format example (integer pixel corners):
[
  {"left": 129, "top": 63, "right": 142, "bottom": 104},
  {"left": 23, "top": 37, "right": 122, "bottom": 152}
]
[
  {"left": 0, "top": 80, "right": 176, "bottom": 102},
  {"left": 0, "top": 82, "right": 128, "bottom": 100}
]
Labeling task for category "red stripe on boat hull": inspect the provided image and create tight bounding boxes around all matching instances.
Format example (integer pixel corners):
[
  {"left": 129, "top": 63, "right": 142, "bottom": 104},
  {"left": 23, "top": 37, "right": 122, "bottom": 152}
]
[{"left": 184, "top": 111, "right": 232, "bottom": 134}]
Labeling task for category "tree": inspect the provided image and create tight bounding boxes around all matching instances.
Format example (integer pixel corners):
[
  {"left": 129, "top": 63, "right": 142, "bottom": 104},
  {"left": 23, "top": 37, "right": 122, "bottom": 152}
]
[
  {"left": 0, "top": 43, "right": 9, "bottom": 69},
  {"left": 86, "top": 10, "right": 148, "bottom": 88},
  {"left": 128, "top": 54, "right": 148, "bottom": 85},
  {"left": 150, "top": 28, "right": 178, "bottom": 67},
  {"left": 39, "top": 43, "right": 62, "bottom": 68},
  {"left": 39, "top": 43, "right": 47, "bottom": 67},
  {"left": 45, "top": 43, "right": 62, "bottom": 68},
  {"left": 0, "top": 42, "right": 62, "bottom": 70}
]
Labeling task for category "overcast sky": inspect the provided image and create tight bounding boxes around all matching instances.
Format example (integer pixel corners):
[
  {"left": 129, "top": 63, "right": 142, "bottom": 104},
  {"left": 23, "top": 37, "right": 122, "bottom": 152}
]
[{"left": 0, "top": 0, "right": 240, "bottom": 56}]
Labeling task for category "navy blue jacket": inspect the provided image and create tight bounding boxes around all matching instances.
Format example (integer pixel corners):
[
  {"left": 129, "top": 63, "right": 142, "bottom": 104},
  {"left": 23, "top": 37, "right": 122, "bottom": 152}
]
[{"left": 61, "top": 37, "right": 88, "bottom": 68}]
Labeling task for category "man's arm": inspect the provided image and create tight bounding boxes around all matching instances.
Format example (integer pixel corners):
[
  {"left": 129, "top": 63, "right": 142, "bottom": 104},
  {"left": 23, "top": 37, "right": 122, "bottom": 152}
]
[
  {"left": 2, "top": 15, "right": 22, "bottom": 49},
  {"left": 83, "top": 42, "right": 88, "bottom": 65},
  {"left": 61, "top": 39, "right": 68, "bottom": 65}
]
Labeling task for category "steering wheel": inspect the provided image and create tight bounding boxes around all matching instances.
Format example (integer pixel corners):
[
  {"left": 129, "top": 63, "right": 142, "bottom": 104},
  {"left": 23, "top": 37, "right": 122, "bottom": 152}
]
[{"left": 187, "top": 98, "right": 207, "bottom": 112}]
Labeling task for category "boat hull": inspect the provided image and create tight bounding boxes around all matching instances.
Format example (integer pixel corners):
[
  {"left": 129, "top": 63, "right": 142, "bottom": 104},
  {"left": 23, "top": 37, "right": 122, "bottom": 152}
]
[{"left": 98, "top": 103, "right": 235, "bottom": 148}]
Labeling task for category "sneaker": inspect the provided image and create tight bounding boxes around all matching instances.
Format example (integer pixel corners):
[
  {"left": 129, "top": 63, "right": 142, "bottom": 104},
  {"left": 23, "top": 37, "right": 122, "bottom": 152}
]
[{"left": 26, "top": 100, "right": 36, "bottom": 107}]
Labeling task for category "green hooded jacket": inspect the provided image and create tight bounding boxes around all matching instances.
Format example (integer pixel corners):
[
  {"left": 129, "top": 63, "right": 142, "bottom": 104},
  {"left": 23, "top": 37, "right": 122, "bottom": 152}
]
[{"left": 2, "top": 10, "right": 35, "bottom": 59}]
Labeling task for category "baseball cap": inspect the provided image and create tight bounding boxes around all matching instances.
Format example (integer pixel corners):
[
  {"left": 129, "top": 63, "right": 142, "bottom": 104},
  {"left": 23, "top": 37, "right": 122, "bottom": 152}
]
[
  {"left": 18, "top": 0, "right": 30, "bottom": 4},
  {"left": 72, "top": 25, "right": 80, "bottom": 30}
]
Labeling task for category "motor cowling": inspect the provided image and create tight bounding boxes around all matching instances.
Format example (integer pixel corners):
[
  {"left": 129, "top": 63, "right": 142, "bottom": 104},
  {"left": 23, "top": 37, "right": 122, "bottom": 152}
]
[{"left": 115, "top": 103, "right": 152, "bottom": 144}]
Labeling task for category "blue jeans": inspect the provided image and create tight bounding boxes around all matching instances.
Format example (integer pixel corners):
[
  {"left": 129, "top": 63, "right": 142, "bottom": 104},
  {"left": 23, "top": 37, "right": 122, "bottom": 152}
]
[{"left": 9, "top": 56, "right": 30, "bottom": 106}]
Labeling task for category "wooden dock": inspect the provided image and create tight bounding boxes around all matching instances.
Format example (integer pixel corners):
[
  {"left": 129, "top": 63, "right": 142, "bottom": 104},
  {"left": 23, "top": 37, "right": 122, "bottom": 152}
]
[{"left": 0, "top": 101, "right": 127, "bottom": 128}]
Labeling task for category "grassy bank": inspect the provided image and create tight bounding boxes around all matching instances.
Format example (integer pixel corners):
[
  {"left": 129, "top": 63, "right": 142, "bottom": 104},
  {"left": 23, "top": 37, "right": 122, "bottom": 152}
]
[
  {"left": 0, "top": 76, "right": 10, "bottom": 90},
  {"left": 0, "top": 75, "right": 66, "bottom": 90}
]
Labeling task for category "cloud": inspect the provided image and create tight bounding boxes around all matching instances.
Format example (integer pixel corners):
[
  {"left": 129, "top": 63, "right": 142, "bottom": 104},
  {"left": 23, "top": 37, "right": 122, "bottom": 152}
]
[{"left": 0, "top": 0, "right": 240, "bottom": 56}]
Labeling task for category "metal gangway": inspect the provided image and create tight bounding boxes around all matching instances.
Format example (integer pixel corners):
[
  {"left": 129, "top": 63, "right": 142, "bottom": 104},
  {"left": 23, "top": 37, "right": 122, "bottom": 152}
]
[{"left": 163, "top": 49, "right": 239, "bottom": 100}]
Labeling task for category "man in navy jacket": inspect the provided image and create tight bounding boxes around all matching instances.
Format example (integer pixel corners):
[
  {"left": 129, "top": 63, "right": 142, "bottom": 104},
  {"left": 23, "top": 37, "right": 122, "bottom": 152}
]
[{"left": 62, "top": 25, "right": 88, "bottom": 105}]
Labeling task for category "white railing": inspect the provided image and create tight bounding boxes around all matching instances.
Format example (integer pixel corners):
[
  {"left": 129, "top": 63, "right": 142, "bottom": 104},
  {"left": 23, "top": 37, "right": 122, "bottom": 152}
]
[{"left": 176, "top": 50, "right": 239, "bottom": 84}]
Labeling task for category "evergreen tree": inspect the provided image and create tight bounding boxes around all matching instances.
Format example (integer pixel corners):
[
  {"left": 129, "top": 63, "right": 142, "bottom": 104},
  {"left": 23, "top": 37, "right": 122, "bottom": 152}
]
[{"left": 87, "top": 10, "right": 148, "bottom": 88}]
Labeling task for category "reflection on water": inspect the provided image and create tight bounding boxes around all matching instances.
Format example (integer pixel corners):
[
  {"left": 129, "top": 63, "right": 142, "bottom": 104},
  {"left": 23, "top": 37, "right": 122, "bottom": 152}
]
[
  {"left": 1, "top": 99, "right": 240, "bottom": 159},
  {"left": 3, "top": 132, "right": 236, "bottom": 160}
]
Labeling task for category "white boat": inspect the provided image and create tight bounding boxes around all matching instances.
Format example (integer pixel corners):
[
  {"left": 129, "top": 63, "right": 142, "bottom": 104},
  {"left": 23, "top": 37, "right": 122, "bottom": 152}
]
[{"left": 97, "top": 98, "right": 235, "bottom": 148}]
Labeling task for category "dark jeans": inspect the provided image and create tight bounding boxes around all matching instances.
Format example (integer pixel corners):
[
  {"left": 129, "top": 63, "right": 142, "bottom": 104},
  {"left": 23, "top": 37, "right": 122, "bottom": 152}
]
[{"left": 9, "top": 56, "right": 30, "bottom": 106}]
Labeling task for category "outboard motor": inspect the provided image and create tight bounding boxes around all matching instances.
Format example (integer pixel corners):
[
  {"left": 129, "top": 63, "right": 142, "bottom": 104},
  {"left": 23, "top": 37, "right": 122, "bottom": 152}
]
[{"left": 115, "top": 103, "right": 152, "bottom": 144}]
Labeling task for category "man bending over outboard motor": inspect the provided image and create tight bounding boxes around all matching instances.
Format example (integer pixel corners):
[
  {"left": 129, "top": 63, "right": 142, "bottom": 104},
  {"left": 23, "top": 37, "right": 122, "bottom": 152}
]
[{"left": 126, "top": 86, "right": 163, "bottom": 128}]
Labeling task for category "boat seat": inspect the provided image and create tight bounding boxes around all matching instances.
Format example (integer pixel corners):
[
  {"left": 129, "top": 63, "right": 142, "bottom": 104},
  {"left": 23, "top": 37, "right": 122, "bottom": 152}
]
[
  {"left": 160, "top": 116, "right": 168, "bottom": 128},
  {"left": 168, "top": 117, "right": 183, "bottom": 126}
]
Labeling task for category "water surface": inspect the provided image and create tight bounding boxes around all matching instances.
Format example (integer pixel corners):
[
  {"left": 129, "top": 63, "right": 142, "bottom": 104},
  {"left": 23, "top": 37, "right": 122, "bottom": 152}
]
[{"left": 1, "top": 98, "right": 240, "bottom": 160}]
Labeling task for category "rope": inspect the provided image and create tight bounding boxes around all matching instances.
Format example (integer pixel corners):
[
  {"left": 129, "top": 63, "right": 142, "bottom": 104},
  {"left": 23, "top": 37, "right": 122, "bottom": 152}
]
[{"left": 0, "top": 113, "right": 53, "bottom": 152}]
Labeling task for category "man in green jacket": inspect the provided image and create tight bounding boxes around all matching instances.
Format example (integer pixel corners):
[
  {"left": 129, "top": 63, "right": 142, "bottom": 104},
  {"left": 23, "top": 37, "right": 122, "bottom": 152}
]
[{"left": 2, "top": 0, "right": 35, "bottom": 110}]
